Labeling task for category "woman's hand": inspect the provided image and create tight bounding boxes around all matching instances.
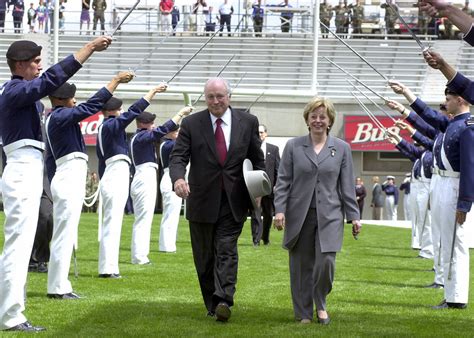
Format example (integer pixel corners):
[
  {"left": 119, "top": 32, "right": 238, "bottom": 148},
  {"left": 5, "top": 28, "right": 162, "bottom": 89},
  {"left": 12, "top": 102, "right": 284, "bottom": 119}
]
[{"left": 274, "top": 213, "right": 285, "bottom": 231}]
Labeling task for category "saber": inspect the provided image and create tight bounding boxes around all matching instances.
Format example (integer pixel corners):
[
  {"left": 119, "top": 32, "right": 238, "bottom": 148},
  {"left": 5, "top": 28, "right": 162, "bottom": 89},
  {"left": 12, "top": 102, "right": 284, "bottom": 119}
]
[
  {"left": 389, "top": 4, "right": 429, "bottom": 52},
  {"left": 325, "top": 57, "right": 388, "bottom": 101},
  {"left": 447, "top": 219, "right": 458, "bottom": 280},
  {"left": 348, "top": 80, "right": 397, "bottom": 123},
  {"left": 166, "top": 29, "right": 221, "bottom": 84},
  {"left": 192, "top": 54, "right": 236, "bottom": 106},
  {"left": 232, "top": 72, "right": 247, "bottom": 91},
  {"left": 351, "top": 92, "right": 387, "bottom": 132},
  {"left": 133, "top": 20, "right": 184, "bottom": 74},
  {"left": 110, "top": 0, "right": 141, "bottom": 37},
  {"left": 319, "top": 20, "right": 389, "bottom": 81},
  {"left": 245, "top": 91, "right": 265, "bottom": 113}
]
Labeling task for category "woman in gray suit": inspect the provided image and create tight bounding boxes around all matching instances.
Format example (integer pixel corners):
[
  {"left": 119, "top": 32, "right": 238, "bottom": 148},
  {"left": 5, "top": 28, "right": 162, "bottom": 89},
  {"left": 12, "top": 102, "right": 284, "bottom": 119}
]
[{"left": 273, "top": 97, "right": 361, "bottom": 325}]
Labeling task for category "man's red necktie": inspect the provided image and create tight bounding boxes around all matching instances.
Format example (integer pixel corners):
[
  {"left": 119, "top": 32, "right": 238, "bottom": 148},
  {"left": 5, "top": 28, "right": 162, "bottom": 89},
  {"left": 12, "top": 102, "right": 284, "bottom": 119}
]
[{"left": 215, "top": 118, "right": 227, "bottom": 165}]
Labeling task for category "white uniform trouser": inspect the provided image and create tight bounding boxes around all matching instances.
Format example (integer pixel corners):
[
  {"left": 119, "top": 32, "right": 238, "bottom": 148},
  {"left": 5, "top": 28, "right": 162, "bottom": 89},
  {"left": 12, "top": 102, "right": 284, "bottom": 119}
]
[
  {"left": 415, "top": 180, "right": 433, "bottom": 259},
  {"left": 0, "top": 147, "right": 43, "bottom": 330},
  {"left": 99, "top": 160, "right": 130, "bottom": 274},
  {"left": 403, "top": 193, "right": 411, "bottom": 221},
  {"left": 429, "top": 174, "right": 444, "bottom": 285},
  {"left": 465, "top": 211, "right": 474, "bottom": 249},
  {"left": 385, "top": 196, "right": 397, "bottom": 220},
  {"left": 47, "top": 158, "right": 87, "bottom": 294},
  {"left": 130, "top": 164, "right": 157, "bottom": 264},
  {"left": 410, "top": 181, "right": 420, "bottom": 249},
  {"left": 159, "top": 169, "right": 182, "bottom": 252},
  {"left": 433, "top": 175, "right": 469, "bottom": 302},
  {"left": 161, "top": 14, "right": 171, "bottom": 31}
]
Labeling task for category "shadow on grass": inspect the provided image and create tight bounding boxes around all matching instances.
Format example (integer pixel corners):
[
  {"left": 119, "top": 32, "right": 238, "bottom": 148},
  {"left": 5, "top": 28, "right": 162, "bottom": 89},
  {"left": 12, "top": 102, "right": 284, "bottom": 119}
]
[{"left": 338, "top": 278, "right": 426, "bottom": 289}]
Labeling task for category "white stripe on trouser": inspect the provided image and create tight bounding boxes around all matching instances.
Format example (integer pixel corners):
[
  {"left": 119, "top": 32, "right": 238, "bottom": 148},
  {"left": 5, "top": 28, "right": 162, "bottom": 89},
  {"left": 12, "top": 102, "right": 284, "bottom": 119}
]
[
  {"left": 385, "top": 196, "right": 397, "bottom": 220},
  {"left": 435, "top": 176, "right": 469, "bottom": 303},
  {"left": 130, "top": 165, "right": 157, "bottom": 264},
  {"left": 159, "top": 170, "right": 182, "bottom": 252},
  {"left": 429, "top": 174, "right": 444, "bottom": 285},
  {"left": 410, "top": 181, "right": 420, "bottom": 249},
  {"left": 403, "top": 193, "right": 411, "bottom": 221},
  {"left": 48, "top": 158, "right": 87, "bottom": 294},
  {"left": 416, "top": 180, "right": 433, "bottom": 259},
  {"left": 98, "top": 160, "right": 130, "bottom": 274},
  {"left": 0, "top": 148, "right": 43, "bottom": 330}
]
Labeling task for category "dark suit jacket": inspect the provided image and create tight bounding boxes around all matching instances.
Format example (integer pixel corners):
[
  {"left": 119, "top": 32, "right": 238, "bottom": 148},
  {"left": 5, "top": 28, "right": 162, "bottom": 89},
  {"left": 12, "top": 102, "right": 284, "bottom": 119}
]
[
  {"left": 263, "top": 142, "right": 280, "bottom": 198},
  {"left": 169, "top": 107, "right": 265, "bottom": 223}
]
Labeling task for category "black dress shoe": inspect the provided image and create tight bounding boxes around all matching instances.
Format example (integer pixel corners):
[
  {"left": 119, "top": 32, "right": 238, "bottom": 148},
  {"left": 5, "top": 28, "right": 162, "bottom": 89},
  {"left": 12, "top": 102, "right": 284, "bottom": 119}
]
[
  {"left": 447, "top": 302, "right": 467, "bottom": 309},
  {"left": 432, "top": 299, "right": 448, "bottom": 309},
  {"left": 37, "top": 262, "right": 48, "bottom": 273},
  {"left": 47, "top": 292, "right": 81, "bottom": 299},
  {"left": 206, "top": 311, "right": 215, "bottom": 317},
  {"left": 425, "top": 282, "right": 444, "bottom": 289},
  {"left": 98, "top": 273, "right": 122, "bottom": 279},
  {"left": 215, "top": 302, "right": 231, "bottom": 322},
  {"left": 28, "top": 262, "right": 38, "bottom": 272},
  {"left": 5, "top": 321, "right": 46, "bottom": 332},
  {"left": 317, "top": 316, "right": 330, "bottom": 325}
]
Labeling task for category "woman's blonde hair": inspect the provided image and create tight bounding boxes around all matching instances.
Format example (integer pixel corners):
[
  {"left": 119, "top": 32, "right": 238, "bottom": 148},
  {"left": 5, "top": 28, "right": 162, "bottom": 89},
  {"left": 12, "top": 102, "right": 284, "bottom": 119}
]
[{"left": 303, "top": 97, "right": 336, "bottom": 133}]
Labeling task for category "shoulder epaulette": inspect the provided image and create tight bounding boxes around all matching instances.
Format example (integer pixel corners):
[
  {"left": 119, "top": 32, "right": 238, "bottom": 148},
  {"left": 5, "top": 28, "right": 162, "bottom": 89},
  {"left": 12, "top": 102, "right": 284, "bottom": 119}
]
[{"left": 466, "top": 116, "right": 474, "bottom": 126}]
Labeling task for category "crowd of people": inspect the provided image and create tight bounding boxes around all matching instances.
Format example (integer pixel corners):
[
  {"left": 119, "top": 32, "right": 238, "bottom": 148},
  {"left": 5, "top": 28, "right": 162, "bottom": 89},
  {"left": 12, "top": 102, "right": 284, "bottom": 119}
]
[{"left": 0, "top": 0, "right": 473, "bottom": 333}]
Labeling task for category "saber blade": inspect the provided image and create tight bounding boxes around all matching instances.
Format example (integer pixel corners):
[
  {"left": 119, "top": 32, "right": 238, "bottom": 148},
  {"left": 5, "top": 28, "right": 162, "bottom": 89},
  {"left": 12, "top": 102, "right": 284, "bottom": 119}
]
[
  {"left": 324, "top": 57, "right": 388, "bottom": 101},
  {"left": 245, "top": 91, "right": 265, "bottom": 113},
  {"left": 351, "top": 92, "right": 387, "bottom": 132},
  {"left": 390, "top": 4, "right": 428, "bottom": 52},
  {"left": 110, "top": 0, "right": 141, "bottom": 37},
  {"left": 167, "top": 29, "right": 221, "bottom": 84},
  {"left": 319, "top": 20, "right": 388, "bottom": 81}
]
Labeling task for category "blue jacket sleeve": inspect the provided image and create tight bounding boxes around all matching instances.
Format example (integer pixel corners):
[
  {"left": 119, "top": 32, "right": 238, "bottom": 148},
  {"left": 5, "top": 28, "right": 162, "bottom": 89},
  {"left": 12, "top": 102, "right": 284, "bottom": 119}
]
[
  {"left": 458, "top": 126, "right": 474, "bottom": 212},
  {"left": 410, "top": 98, "right": 449, "bottom": 133},
  {"left": 395, "top": 141, "right": 418, "bottom": 162},
  {"left": 447, "top": 71, "right": 474, "bottom": 105},
  {"left": 108, "top": 97, "right": 149, "bottom": 133},
  {"left": 412, "top": 131, "right": 434, "bottom": 150},
  {"left": 464, "top": 25, "right": 474, "bottom": 46},
  {"left": 406, "top": 111, "right": 438, "bottom": 140}
]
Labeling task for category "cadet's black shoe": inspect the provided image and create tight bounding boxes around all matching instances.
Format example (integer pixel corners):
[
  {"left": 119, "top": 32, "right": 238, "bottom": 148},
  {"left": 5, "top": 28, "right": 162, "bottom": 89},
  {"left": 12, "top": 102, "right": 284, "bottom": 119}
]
[
  {"left": 215, "top": 302, "right": 231, "bottom": 322},
  {"left": 5, "top": 321, "right": 46, "bottom": 332},
  {"left": 47, "top": 292, "right": 81, "bottom": 299},
  {"left": 37, "top": 262, "right": 48, "bottom": 273},
  {"left": 447, "top": 302, "right": 467, "bottom": 309},
  {"left": 98, "top": 273, "right": 122, "bottom": 279},
  {"left": 424, "top": 282, "right": 443, "bottom": 289}
]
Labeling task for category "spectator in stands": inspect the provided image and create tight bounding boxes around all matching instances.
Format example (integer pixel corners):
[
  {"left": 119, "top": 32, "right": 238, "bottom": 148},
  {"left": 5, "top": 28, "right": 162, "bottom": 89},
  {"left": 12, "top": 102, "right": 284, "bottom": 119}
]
[
  {"left": 252, "top": 0, "right": 264, "bottom": 37},
  {"left": 381, "top": 0, "right": 398, "bottom": 37},
  {"left": 0, "top": 0, "right": 8, "bottom": 32},
  {"left": 160, "top": 0, "right": 173, "bottom": 32},
  {"left": 278, "top": 0, "right": 293, "bottom": 33},
  {"left": 205, "top": 6, "right": 217, "bottom": 34},
  {"left": 319, "top": 0, "right": 332, "bottom": 38},
  {"left": 334, "top": 1, "right": 349, "bottom": 34},
  {"left": 171, "top": 3, "right": 179, "bottom": 34},
  {"left": 421, "top": 1, "right": 474, "bottom": 38},
  {"left": 92, "top": 0, "right": 107, "bottom": 35},
  {"left": 11, "top": 0, "right": 25, "bottom": 34},
  {"left": 36, "top": 0, "right": 47, "bottom": 33},
  {"left": 192, "top": 0, "right": 207, "bottom": 34},
  {"left": 349, "top": 0, "right": 364, "bottom": 37},
  {"left": 80, "top": 0, "right": 91, "bottom": 34},
  {"left": 414, "top": 3, "right": 428, "bottom": 35},
  {"left": 58, "top": 0, "right": 65, "bottom": 33},
  {"left": 27, "top": 3, "right": 36, "bottom": 33},
  {"left": 218, "top": 0, "right": 233, "bottom": 37},
  {"left": 462, "top": 1, "right": 474, "bottom": 17}
]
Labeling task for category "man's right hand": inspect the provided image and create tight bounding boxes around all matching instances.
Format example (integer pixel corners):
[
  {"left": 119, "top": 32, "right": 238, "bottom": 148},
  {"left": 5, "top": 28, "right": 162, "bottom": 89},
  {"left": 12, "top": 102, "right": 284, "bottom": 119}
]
[
  {"left": 115, "top": 71, "right": 134, "bottom": 83},
  {"left": 423, "top": 49, "right": 446, "bottom": 69},
  {"left": 90, "top": 36, "right": 113, "bottom": 51},
  {"left": 174, "top": 178, "right": 190, "bottom": 199}
]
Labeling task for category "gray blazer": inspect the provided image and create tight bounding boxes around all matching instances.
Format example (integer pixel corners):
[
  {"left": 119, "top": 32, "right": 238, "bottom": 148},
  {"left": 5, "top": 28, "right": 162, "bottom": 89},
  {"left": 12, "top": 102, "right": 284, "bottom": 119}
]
[
  {"left": 371, "top": 183, "right": 384, "bottom": 207},
  {"left": 274, "top": 134, "right": 360, "bottom": 252}
]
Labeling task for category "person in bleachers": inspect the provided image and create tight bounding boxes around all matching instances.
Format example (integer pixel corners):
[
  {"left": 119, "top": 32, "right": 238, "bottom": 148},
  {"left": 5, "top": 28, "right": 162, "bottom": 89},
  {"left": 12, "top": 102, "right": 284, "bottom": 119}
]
[
  {"left": 381, "top": 0, "right": 398, "bottom": 36},
  {"left": 252, "top": 0, "right": 264, "bottom": 37},
  {"left": 319, "top": 0, "right": 332, "bottom": 38},
  {"left": 278, "top": 0, "right": 293, "bottom": 33},
  {"left": 414, "top": 3, "right": 429, "bottom": 35},
  {"left": 205, "top": 5, "right": 217, "bottom": 34},
  {"left": 11, "top": 0, "right": 24, "bottom": 34},
  {"left": 218, "top": 0, "right": 233, "bottom": 37},
  {"left": 462, "top": 1, "right": 474, "bottom": 17},
  {"left": 171, "top": 4, "right": 180, "bottom": 34},
  {"left": 349, "top": 0, "right": 364, "bottom": 37},
  {"left": 92, "top": 0, "right": 107, "bottom": 35},
  {"left": 160, "top": 0, "right": 173, "bottom": 32},
  {"left": 80, "top": 0, "right": 91, "bottom": 34},
  {"left": 334, "top": 0, "right": 349, "bottom": 34},
  {"left": 0, "top": 0, "right": 8, "bottom": 32}
]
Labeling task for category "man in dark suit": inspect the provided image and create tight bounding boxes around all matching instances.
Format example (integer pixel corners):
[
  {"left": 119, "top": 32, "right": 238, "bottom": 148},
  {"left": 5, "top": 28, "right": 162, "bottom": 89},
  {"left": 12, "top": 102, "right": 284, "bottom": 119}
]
[
  {"left": 250, "top": 124, "right": 280, "bottom": 246},
  {"left": 169, "top": 77, "right": 265, "bottom": 322},
  {"left": 371, "top": 175, "right": 384, "bottom": 220}
]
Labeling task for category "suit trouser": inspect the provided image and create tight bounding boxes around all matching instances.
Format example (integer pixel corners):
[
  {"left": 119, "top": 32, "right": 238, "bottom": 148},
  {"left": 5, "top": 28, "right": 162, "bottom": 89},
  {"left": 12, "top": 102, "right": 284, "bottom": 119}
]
[
  {"left": 434, "top": 176, "right": 469, "bottom": 303},
  {"left": 219, "top": 14, "right": 231, "bottom": 34},
  {"left": 415, "top": 180, "right": 433, "bottom": 259},
  {"left": 250, "top": 196, "right": 274, "bottom": 244},
  {"left": 0, "top": 147, "right": 43, "bottom": 330},
  {"left": 48, "top": 158, "right": 87, "bottom": 294},
  {"left": 130, "top": 164, "right": 157, "bottom": 264},
  {"left": 31, "top": 191, "right": 53, "bottom": 263},
  {"left": 429, "top": 174, "right": 444, "bottom": 285},
  {"left": 372, "top": 206, "right": 382, "bottom": 220},
  {"left": 385, "top": 196, "right": 397, "bottom": 220},
  {"left": 99, "top": 160, "right": 130, "bottom": 275},
  {"left": 159, "top": 169, "right": 182, "bottom": 252},
  {"left": 289, "top": 208, "right": 335, "bottom": 320},
  {"left": 189, "top": 192, "right": 243, "bottom": 311}
]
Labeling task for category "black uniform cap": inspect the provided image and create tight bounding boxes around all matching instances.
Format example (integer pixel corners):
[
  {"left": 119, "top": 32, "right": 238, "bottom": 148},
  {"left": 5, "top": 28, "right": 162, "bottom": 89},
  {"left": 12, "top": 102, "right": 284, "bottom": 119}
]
[
  {"left": 136, "top": 111, "right": 156, "bottom": 124},
  {"left": 6, "top": 40, "right": 42, "bottom": 61},
  {"left": 102, "top": 97, "right": 123, "bottom": 111},
  {"left": 50, "top": 83, "right": 76, "bottom": 99}
]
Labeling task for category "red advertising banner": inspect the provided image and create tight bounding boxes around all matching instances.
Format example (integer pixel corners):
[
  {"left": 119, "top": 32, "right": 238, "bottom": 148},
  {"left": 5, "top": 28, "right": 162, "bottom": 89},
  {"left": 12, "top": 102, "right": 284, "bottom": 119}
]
[
  {"left": 344, "top": 115, "right": 413, "bottom": 151},
  {"left": 80, "top": 113, "right": 104, "bottom": 146}
]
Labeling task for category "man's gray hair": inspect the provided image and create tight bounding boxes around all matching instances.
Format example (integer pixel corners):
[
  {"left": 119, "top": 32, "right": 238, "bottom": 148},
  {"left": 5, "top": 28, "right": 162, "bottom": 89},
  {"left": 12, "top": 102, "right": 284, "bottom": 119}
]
[{"left": 204, "top": 77, "right": 232, "bottom": 96}]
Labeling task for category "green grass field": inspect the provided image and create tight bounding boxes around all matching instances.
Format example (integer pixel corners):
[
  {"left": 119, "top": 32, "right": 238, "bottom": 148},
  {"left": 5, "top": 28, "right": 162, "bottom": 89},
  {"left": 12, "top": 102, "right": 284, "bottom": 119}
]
[{"left": 0, "top": 212, "right": 473, "bottom": 337}]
